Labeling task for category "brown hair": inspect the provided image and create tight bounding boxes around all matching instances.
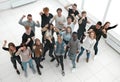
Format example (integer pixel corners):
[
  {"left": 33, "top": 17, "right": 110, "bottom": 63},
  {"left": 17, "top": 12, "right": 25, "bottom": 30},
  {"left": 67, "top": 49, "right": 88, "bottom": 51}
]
[
  {"left": 8, "top": 42, "right": 15, "bottom": 48},
  {"left": 43, "top": 7, "right": 49, "bottom": 13},
  {"left": 82, "top": 11, "right": 86, "bottom": 14},
  {"left": 56, "top": 8, "right": 62, "bottom": 12},
  {"left": 89, "top": 31, "right": 96, "bottom": 39},
  {"left": 66, "top": 26, "right": 72, "bottom": 33},
  {"left": 35, "top": 38, "right": 41, "bottom": 45},
  {"left": 103, "top": 21, "right": 110, "bottom": 29}
]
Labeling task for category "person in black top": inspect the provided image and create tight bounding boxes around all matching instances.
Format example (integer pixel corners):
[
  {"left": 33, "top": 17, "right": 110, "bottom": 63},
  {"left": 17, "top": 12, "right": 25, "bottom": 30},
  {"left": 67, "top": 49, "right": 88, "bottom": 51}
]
[
  {"left": 102, "top": 21, "right": 118, "bottom": 33},
  {"left": 64, "top": 3, "right": 80, "bottom": 22},
  {"left": 2, "top": 40, "right": 23, "bottom": 75},
  {"left": 88, "top": 21, "right": 107, "bottom": 56},
  {"left": 22, "top": 25, "right": 35, "bottom": 50},
  {"left": 77, "top": 11, "right": 90, "bottom": 40},
  {"left": 39, "top": 7, "right": 53, "bottom": 43}
]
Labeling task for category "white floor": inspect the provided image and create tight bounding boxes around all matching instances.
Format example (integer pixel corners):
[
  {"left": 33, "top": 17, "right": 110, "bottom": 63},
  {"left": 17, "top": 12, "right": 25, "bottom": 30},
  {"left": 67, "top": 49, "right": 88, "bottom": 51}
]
[{"left": 0, "top": 0, "right": 120, "bottom": 82}]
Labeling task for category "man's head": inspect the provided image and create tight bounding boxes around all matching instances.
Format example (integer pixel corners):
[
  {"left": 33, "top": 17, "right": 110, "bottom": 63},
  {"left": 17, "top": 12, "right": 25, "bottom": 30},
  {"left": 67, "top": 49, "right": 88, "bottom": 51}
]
[
  {"left": 81, "top": 11, "right": 87, "bottom": 17},
  {"left": 56, "top": 8, "right": 62, "bottom": 16},
  {"left": 27, "top": 14, "right": 32, "bottom": 21},
  {"left": 96, "top": 21, "right": 102, "bottom": 29},
  {"left": 72, "top": 3, "right": 77, "bottom": 11},
  {"left": 72, "top": 32, "right": 78, "bottom": 41},
  {"left": 67, "top": 16, "right": 72, "bottom": 23},
  {"left": 43, "top": 7, "right": 49, "bottom": 15}
]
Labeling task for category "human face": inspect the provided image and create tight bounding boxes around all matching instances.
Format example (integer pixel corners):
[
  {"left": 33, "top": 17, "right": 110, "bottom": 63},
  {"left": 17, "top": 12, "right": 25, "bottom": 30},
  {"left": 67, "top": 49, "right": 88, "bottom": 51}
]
[
  {"left": 72, "top": 34, "right": 78, "bottom": 41},
  {"left": 67, "top": 18, "right": 72, "bottom": 23},
  {"left": 96, "top": 24, "right": 101, "bottom": 29},
  {"left": 105, "top": 23, "right": 110, "bottom": 29},
  {"left": 36, "top": 40, "right": 40, "bottom": 45},
  {"left": 9, "top": 46, "right": 15, "bottom": 51},
  {"left": 27, "top": 16, "right": 32, "bottom": 21},
  {"left": 57, "top": 10, "right": 62, "bottom": 16},
  {"left": 82, "top": 13, "right": 86, "bottom": 17},
  {"left": 90, "top": 32, "right": 95, "bottom": 39},
  {"left": 72, "top": 5, "right": 77, "bottom": 11},
  {"left": 66, "top": 28, "right": 71, "bottom": 33}
]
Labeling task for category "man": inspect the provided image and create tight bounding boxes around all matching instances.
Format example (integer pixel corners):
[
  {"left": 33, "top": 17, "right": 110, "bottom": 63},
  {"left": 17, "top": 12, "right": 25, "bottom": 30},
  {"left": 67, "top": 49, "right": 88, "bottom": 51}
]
[
  {"left": 19, "top": 14, "right": 40, "bottom": 33},
  {"left": 50, "top": 8, "right": 66, "bottom": 32},
  {"left": 64, "top": 3, "right": 80, "bottom": 21},
  {"left": 88, "top": 21, "right": 107, "bottom": 59}
]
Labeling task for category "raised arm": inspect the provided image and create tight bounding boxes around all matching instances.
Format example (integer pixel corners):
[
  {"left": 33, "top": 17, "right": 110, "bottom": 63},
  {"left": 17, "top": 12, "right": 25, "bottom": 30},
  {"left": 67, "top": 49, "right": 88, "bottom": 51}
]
[
  {"left": 107, "top": 24, "right": 118, "bottom": 30},
  {"left": 2, "top": 40, "right": 9, "bottom": 51},
  {"left": 18, "top": 15, "right": 26, "bottom": 26},
  {"left": 34, "top": 21, "right": 40, "bottom": 27},
  {"left": 64, "top": 4, "right": 72, "bottom": 11}
]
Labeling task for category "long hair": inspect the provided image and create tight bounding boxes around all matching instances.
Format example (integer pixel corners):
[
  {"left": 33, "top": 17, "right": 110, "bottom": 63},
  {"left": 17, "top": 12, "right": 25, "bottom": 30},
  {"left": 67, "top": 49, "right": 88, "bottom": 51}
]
[{"left": 8, "top": 42, "right": 16, "bottom": 54}]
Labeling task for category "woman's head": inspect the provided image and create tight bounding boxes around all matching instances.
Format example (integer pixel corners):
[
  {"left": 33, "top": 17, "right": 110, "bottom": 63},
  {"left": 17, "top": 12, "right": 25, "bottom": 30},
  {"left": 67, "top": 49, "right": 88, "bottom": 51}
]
[
  {"left": 89, "top": 31, "right": 96, "bottom": 39},
  {"left": 43, "top": 7, "right": 49, "bottom": 15},
  {"left": 35, "top": 38, "right": 41, "bottom": 45},
  {"left": 57, "top": 34, "right": 63, "bottom": 43},
  {"left": 20, "top": 43, "right": 27, "bottom": 51},
  {"left": 67, "top": 16, "right": 72, "bottom": 23},
  {"left": 8, "top": 42, "right": 16, "bottom": 51},
  {"left": 103, "top": 22, "right": 110, "bottom": 29},
  {"left": 66, "top": 26, "right": 72, "bottom": 33},
  {"left": 47, "top": 23, "right": 53, "bottom": 30}
]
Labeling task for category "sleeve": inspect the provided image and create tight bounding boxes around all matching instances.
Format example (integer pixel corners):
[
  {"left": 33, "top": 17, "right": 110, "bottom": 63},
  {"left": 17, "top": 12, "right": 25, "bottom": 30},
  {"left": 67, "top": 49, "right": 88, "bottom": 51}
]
[
  {"left": 76, "top": 10, "right": 79, "bottom": 15},
  {"left": 107, "top": 24, "right": 118, "bottom": 30},
  {"left": 18, "top": 18, "right": 26, "bottom": 26},
  {"left": 22, "top": 34, "right": 27, "bottom": 43},
  {"left": 2, "top": 47, "right": 9, "bottom": 51},
  {"left": 33, "top": 21, "right": 40, "bottom": 27},
  {"left": 16, "top": 49, "right": 21, "bottom": 56}
]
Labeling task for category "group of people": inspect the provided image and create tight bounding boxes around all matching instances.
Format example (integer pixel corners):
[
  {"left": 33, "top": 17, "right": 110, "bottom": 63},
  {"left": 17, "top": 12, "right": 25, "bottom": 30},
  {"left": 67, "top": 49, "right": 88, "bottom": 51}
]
[{"left": 2, "top": 3, "right": 118, "bottom": 77}]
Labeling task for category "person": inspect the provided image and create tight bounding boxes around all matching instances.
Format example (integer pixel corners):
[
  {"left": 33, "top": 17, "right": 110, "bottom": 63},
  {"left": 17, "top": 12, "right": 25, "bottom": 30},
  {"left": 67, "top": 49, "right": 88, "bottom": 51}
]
[
  {"left": 102, "top": 22, "right": 118, "bottom": 33},
  {"left": 19, "top": 14, "right": 40, "bottom": 33},
  {"left": 41, "top": 24, "right": 57, "bottom": 62},
  {"left": 64, "top": 16, "right": 77, "bottom": 32},
  {"left": 33, "top": 38, "right": 43, "bottom": 75},
  {"left": 88, "top": 21, "right": 107, "bottom": 59},
  {"left": 77, "top": 11, "right": 90, "bottom": 40},
  {"left": 76, "top": 31, "right": 96, "bottom": 63},
  {"left": 64, "top": 3, "right": 80, "bottom": 21},
  {"left": 2, "top": 40, "right": 23, "bottom": 75},
  {"left": 60, "top": 26, "right": 72, "bottom": 59},
  {"left": 16, "top": 43, "right": 36, "bottom": 77},
  {"left": 39, "top": 7, "right": 53, "bottom": 43},
  {"left": 50, "top": 8, "right": 66, "bottom": 32},
  {"left": 67, "top": 32, "right": 80, "bottom": 72},
  {"left": 22, "top": 25, "right": 35, "bottom": 50},
  {"left": 54, "top": 34, "right": 66, "bottom": 76}
]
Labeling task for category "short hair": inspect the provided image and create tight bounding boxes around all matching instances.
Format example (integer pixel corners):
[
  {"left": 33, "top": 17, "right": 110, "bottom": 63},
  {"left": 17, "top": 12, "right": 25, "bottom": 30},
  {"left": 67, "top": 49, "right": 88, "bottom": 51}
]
[
  {"left": 97, "top": 21, "right": 102, "bottom": 26},
  {"left": 56, "top": 8, "right": 62, "bottom": 12},
  {"left": 82, "top": 11, "right": 86, "bottom": 14},
  {"left": 43, "top": 7, "right": 49, "bottom": 13},
  {"left": 8, "top": 42, "right": 15, "bottom": 48},
  {"left": 67, "top": 16, "right": 72, "bottom": 20},
  {"left": 73, "top": 3, "right": 77, "bottom": 7},
  {"left": 27, "top": 14, "right": 32, "bottom": 17},
  {"left": 20, "top": 43, "right": 27, "bottom": 48},
  {"left": 72, "top": 32, "right": 78, "bottom": 35}
]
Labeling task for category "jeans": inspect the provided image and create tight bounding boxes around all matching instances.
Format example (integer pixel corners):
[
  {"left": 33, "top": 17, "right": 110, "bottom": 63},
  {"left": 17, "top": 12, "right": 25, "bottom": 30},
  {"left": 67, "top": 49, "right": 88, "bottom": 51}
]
[
  {"left": 22, "top": 59, "right": 35, "bottom": 76},
  {"left": 94, "top": 41, "right": 99, "bottom": 55},
  {"left": 68, "top": 52, "right": 76, "bottom": 68},
  {"left": 55, "top": 55, "right": 64, "bottom": 70},
  {"left": 11, "top": 56, "right": 23, "bottom": 70},
  {"left": 77, "top": 47, "right": 90, "bottom": 60}
]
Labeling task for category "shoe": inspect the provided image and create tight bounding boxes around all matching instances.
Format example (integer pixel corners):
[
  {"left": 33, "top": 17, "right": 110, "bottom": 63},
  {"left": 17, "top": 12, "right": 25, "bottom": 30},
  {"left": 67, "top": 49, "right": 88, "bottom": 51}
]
[
  {"left": 62, "top": 70, "right": 65, "bottom": 76},
  {"left": 39, "top": 64, "right": 43, "bottom": 68},
  {"left": 16, "top": 70, "right": 20, "bottom": 75},
  {"left": 86, "top": 58, "right": 89, "bottom": 63},
  {"left": 56, "top": 63, "right": 59, "bottom": 67},
  {"left": 50, "top": 58, "right": 55, "bottom": 62},
  {"left": 72, "top": 68, "right": 76, "bottom": 72},
  {"left": 38, "top": 71, "right": 42, "bottom": 75}
]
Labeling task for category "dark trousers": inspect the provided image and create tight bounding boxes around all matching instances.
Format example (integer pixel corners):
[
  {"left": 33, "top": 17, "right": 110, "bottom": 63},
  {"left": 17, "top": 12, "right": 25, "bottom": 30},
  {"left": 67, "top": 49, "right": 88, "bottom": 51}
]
[
  {"left": 55, "top": 55, "right": 64, "bottom": 70},
  {"left": 34, "top": 57, "right": 42, "bottom": 73},
  {"left": 63, "top": 39, "right": 69, "bottom": 58},
  {"left": 42, "top": 31, "right": 45, "bottom": 43},
  {"left": 94, "top": 41, "right": 99, "bottom": 55},
  {"left": 43, "top": 46, "right": 54, "bottom": 59},
  {"left": 11, "top": 56, "right": 23, "bottom": 70}
]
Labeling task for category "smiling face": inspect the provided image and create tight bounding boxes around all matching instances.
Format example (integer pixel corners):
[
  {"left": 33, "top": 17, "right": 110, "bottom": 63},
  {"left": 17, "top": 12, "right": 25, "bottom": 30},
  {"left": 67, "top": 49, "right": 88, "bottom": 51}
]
[
  {"left": 89, "top": 31, "right": 96, "bottom": 39},
  {"left": 105, "top": 22, "right": 110, "bottom": 29}
]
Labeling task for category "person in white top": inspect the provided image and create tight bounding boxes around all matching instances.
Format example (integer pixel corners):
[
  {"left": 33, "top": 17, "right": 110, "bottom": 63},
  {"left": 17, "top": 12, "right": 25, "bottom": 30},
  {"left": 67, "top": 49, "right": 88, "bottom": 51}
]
[
  {"left": 76, "top": 31, "right": 96, "bottom": 63},
  {"left": 64, "top": 16, "right": 77, "bottom": 32},
  {"left": 50, "top": 8, "right": 66, "bottom": 31}
]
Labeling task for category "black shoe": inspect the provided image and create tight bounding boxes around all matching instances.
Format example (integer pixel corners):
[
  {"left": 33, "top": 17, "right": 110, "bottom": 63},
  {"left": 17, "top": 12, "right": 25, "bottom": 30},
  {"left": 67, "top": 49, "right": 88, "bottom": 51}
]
[
  {"left": 38, "top": 71, "right": 41, "bottom": 75},
  {"left": 39, "top": 64, "right": 43, "bottom": 68},
  {"left": 62, "top": 70, "right": 65, "bottom": 76},
  {"left": 50, "top": 58, "right": 55, "bottom": 62},
  {"left": 86, "top": 58, "right": 89, "bottom": 63},
  {"left": 16, "top": 70, "right": 20, "bottom": 75}
]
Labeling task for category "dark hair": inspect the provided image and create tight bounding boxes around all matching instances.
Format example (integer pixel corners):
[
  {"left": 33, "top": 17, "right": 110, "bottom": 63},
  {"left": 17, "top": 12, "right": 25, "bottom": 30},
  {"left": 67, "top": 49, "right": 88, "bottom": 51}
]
[
  {"left": 20, "top": 43, "right": 27, "bottom": 48},
  {"left": 72, "top": 32, "right": 78, "bottom": 35},
  {"left": 67, "top": 16, "right": 72, "bottom": 20},
  {"left": 56, "top": 8, "right": 62, "bottom": 12},
  {"left": 82, "top": 11, "right": 86, "bottom": 14},
  {"left": 27, "top": 14, "right": 32, "bottom": 17},
  {"left": 47, "top": 23, "right": 53, "bottom": 30},
  {"left": 35, "top": 38, "right": 40, "bottom": 45},
  {"left": 103, "top": 21, "right": 110, "bottom": 27},
  {"left": 73, "top": 3, "right": 77, "bottom": 7},
  {"left": 97, "top": 21, "right": 102, "bottom": 26},
  {"left": 8, "top": 42, "right": 15, "bottom": 48},
  {"left": 43, "top": 7, "right": 49, "bottom": 13}
]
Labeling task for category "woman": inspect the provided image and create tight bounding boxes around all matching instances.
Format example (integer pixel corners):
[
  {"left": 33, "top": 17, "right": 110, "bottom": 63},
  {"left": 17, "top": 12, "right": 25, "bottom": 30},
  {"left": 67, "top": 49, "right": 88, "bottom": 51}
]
[
  {"left": 33, "top": 38, "right": 43, "bottom": 75},
  {"left": 16, "top": 43, "right": 36, "bottom": 77},
  {"left": 76, "top": 31, "right": 96, "bottom": 63},
  {"left": 2, "top": 40, "right": 23, "bottom": 75},
  {"left": 54, "top": 34, "right": 66, "bottom": 76}
]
